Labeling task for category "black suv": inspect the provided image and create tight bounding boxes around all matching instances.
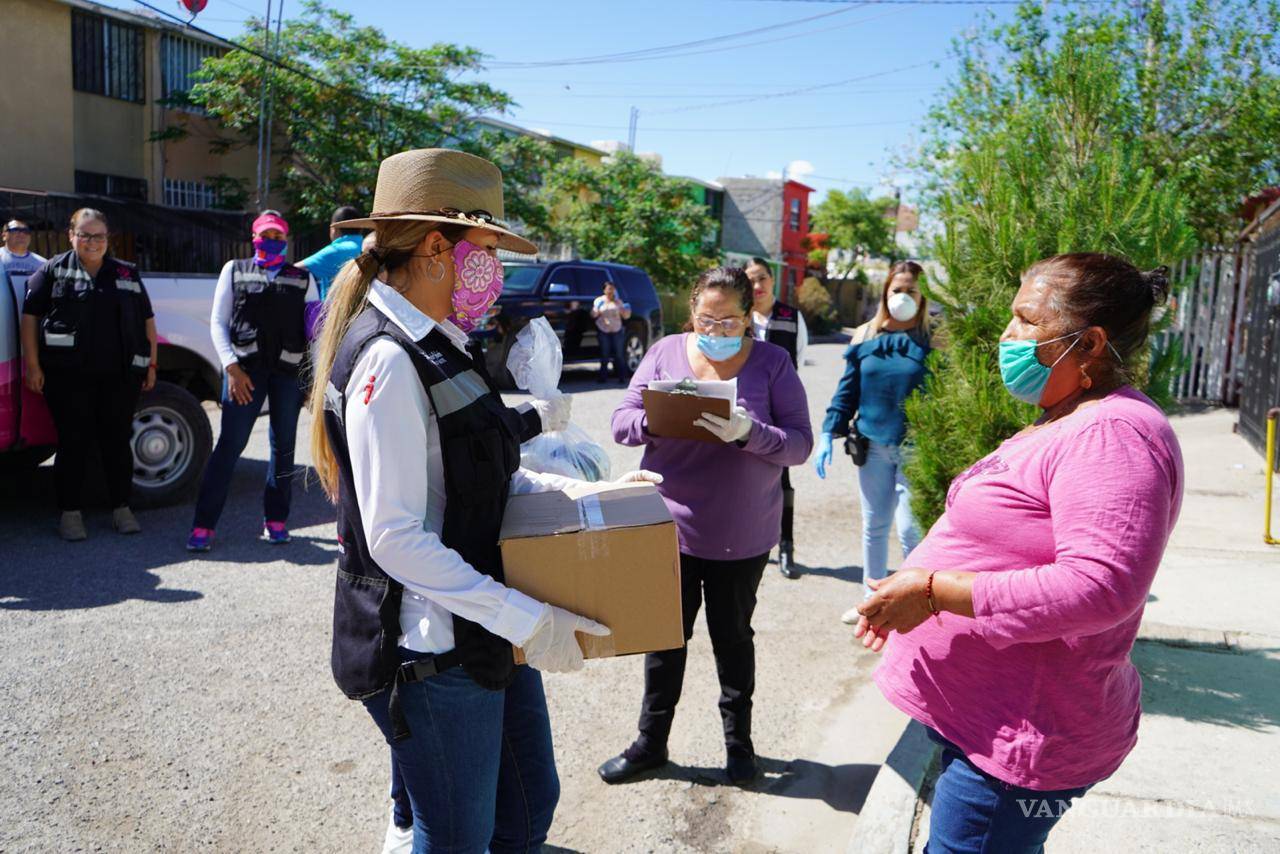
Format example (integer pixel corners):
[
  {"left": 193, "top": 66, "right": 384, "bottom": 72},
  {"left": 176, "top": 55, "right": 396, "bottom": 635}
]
[{"left": 477, "top": 260, "right": 663, "bottom": 384}]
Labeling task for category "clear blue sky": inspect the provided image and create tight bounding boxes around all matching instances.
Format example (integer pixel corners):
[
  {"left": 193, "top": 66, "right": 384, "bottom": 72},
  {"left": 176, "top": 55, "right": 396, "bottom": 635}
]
[{"left": 111, "top": 0, "right": 1020, "bottom": 204}]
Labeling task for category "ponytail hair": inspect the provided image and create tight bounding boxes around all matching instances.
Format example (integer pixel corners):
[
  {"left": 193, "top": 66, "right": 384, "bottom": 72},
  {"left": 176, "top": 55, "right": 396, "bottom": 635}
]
[{"left": 308, "top": 219, "right": 468, "bottom": 499}]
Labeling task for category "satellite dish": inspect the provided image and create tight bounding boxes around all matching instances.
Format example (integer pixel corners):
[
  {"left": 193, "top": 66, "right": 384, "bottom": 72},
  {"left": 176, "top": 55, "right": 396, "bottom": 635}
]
[{"left": 181, "top": 0, "right": 208, "bottom": 13}]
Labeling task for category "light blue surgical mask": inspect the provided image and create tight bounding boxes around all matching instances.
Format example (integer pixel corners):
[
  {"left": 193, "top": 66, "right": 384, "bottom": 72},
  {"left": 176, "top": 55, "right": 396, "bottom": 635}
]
[
  {"left": 998, "top": 330, "right": 1085, "bottom": 405},
  {"left": 696, "top": 333, "right": 743, "bottom": 362}
]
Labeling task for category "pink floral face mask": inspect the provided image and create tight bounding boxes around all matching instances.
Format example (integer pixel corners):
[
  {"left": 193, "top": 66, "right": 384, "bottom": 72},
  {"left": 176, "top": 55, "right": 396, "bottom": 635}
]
[{"left": 448, "top": 239, "right": 504, "bottom": 333}]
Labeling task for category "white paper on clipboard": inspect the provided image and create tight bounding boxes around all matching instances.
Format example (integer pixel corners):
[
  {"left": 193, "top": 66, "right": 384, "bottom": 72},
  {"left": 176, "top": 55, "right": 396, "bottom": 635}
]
[{"left": 646, "top": 378, "right": 738, "bottom": 402}]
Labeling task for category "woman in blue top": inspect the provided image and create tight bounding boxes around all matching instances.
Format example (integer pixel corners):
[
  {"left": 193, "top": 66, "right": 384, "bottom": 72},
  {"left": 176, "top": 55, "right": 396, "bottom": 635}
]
[{"left": 814, "top": 261, "right": 931, "bottom": 622}]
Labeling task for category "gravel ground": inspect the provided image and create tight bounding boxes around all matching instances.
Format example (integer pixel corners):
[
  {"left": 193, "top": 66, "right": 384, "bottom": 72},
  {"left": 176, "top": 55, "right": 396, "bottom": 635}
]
[{"left": 1, "top": 340, "right": 911, "bottom": 853}]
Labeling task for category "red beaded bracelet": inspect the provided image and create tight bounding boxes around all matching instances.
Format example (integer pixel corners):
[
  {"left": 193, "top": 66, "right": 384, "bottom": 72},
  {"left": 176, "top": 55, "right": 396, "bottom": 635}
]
[{"left": 925, "top": 570, "right": 942, "bottom": 623}]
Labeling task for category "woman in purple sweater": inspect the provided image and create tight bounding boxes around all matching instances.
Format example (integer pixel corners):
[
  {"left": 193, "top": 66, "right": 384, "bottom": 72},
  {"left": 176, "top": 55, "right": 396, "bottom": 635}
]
[
  {"left": 598, "top": 266, "right": 813, "bottom": 786},
  {"left": 855, "top": 254, "right": 1184, "bottom": 852}
]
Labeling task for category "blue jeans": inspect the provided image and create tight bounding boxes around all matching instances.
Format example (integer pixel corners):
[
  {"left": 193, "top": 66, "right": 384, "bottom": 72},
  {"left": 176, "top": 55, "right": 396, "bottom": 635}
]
[
  {"left": 598, "top": 329, "right": 627, "bottom": 379},
  {"left": 925, "top": 730, "right": 1091, "bottom": 853},
  {"left": 858, "top": 441, "right": 921, "bottom": 594},
  {"left": 363, "top": 653, "right": 560, "bottom": 854},
  {"left": 192, "top": 367, "right": 304, "bottom": 529}
]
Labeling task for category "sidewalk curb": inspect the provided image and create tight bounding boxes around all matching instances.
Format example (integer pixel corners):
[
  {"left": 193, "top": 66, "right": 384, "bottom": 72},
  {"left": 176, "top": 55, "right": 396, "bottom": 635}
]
[
  {"left": 1136, "top": 621, "right": 1280, "bottom": 653},
  {"left": 846, "top": 720, "right": 939, "bottom": 854}
]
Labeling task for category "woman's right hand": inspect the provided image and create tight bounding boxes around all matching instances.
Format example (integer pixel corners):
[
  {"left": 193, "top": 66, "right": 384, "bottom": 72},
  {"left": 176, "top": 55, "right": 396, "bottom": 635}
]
[
  {"left": 813, "top": 433, "right": 835, "bottom": 479},
  {"left": 522, "top": 604, "right": 611, "bottom": 673},
  {"left": 23, "top": 360, "right": 44, "bottom": 394},
  {"left": 226, "top": 364, "right": 255, "bottom": 405}
]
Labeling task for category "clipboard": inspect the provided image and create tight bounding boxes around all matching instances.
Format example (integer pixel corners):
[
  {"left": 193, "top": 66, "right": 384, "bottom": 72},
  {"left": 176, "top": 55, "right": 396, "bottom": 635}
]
[{"left": 642, "top": 389, "right": 732, "bottom": 442}]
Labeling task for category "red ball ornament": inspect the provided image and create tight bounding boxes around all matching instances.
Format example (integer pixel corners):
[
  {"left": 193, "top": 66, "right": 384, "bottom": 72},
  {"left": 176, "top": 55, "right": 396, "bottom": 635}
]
[{"left": 181, "top": 0, "right": 208, "bottom": 13}]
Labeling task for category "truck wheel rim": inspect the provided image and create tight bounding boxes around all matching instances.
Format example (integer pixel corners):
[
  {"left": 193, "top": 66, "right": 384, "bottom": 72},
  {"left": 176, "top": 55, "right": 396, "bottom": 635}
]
[
  {"left": 626, "top": 335, "right": 645, "bottom": 371},
  {"left": 132, "top": 405, "right": 194, "bottom": 490}
]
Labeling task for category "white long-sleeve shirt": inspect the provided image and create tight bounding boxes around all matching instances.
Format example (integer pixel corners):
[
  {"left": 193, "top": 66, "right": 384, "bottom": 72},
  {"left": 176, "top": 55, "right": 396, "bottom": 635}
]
[
  {"left": 210, "top": 259, "right": 319, "bottom": 368},
  {"left": 344, "top": 279, "right": 576, "bottom": 653}
]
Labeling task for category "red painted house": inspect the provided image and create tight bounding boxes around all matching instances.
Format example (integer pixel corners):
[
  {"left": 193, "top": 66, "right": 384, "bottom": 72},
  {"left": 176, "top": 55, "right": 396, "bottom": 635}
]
[{"left": 718, "top": 176, "right": 815, "bottom": 304}]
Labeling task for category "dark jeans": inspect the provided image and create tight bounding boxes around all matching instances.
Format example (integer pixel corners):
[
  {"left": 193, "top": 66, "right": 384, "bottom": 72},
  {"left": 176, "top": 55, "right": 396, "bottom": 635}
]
[
  {"left": 598, "top": 329, "right": 627, "bottom": 379},
  {"left": 637, "top": 551, "right": 769, "bottom": 756},
  {"left": 43, "top": 369, "right": 142, "bottom": 512},
  {"left": 780, "top": 467, "right": 794, "bottom": 546},
  {"left": 192, "top": 367, "right": 304, "bottom": 529},
  {"left": 364, "top": 652, "right": 559, "bottom": 854},
  {"left": 924, "top": 729, "right": 1091, "bottom": 854}
]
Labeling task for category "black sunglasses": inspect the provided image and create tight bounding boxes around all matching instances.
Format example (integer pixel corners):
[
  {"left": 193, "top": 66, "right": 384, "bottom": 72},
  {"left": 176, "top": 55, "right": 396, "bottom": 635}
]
[{"left": 5, "top": 226, "right": 31, "bottom": 234}]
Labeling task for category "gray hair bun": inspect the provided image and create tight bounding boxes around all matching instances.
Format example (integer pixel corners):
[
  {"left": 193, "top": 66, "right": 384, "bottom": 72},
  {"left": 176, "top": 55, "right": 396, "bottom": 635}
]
[{"left": 1142, "top": 266, "right": 1171, "bottom": 305}]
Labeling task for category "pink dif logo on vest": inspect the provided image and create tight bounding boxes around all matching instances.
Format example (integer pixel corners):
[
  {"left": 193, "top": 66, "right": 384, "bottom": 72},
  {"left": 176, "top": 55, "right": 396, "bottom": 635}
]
[{"left": 362, "top": 375, "right": 377, "bottom": 405}]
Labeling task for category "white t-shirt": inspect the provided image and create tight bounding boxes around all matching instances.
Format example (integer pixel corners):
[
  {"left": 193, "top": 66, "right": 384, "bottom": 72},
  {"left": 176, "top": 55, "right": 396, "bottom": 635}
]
[{"left": 1, "top": 247, "right": 47, "bottom": 311}]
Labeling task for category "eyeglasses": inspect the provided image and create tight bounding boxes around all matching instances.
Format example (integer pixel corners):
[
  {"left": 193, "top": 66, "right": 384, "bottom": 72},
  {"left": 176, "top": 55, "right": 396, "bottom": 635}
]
[
  {"left": 694, "top": 314, "right": 747, "bottom": 335},
  {"left": 5, "top": 226, "right": 31, "bottom": 234},
  {"left": 74, "top": 232, "right": 108, "bottom": 243}
]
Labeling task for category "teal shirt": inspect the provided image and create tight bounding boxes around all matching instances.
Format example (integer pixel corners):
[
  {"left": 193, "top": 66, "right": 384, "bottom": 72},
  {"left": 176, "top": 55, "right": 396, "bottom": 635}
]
[
  {"left": 299, "top": 234, "right": 362, "bottom": 300},
  {"left": 822, "top": 329, "right": 931, "bottom": 446}
]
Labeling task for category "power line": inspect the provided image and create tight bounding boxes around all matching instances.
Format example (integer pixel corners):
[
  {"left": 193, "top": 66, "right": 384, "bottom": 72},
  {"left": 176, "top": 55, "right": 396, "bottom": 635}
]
[
  {"left": 483, "top": 4, "right": 863, "bottom": 68},
  {"left": 507, "top": 118, "right": 915, "bottom": 132}
]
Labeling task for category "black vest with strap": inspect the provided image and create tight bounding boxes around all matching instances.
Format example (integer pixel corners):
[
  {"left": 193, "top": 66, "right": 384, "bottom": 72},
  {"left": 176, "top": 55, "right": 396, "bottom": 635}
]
[
  {"left": 229, "top": 258, "right": 309, "bottom": 375},
  {"left": 765, "top": 301, "right": 800, "bottom": 366},
  {"left": 38, "top": 250, "right": 150, "bottom": 375},
  {"left": 323, "top": 305, "right": 542, "bottom": 737}
]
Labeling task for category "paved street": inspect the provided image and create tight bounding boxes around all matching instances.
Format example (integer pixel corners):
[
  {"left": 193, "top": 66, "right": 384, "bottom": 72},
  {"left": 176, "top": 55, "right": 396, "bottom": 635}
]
[{"left": 0, "top": 340, "right": 913, "bottom": 853}]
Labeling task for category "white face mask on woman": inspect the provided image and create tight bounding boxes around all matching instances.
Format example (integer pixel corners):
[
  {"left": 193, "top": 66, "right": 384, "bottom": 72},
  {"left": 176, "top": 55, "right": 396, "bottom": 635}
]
[{"left": 888, "top": 292, "right": 919, "bottom": 322}]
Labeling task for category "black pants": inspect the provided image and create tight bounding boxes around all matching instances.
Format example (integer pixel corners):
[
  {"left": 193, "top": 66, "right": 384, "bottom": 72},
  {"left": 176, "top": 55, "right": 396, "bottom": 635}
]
[
  {"left": 780, "top": 467, "right": 794, "bottom": 546},
  {"left": 636, "top": 551, "right": 769, "bottom": 756},
  {"left": 42, "top": 369, "right": 142, "bottom": 512}
]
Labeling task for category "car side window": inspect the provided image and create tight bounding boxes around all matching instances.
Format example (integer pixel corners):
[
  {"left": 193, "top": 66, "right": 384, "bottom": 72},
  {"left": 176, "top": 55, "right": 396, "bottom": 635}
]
[
  {"left": 545, "top": 267, "right": 577, "bottom": 296},
  {"left": 570, "top": 267, "right": 609, "bottom": 299}
]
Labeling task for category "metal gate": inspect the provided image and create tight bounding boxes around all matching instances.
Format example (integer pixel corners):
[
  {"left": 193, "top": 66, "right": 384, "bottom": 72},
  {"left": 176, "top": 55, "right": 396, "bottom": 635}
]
[{"left": 1238, "top": 223, "right": 1280, "bottom": 467}]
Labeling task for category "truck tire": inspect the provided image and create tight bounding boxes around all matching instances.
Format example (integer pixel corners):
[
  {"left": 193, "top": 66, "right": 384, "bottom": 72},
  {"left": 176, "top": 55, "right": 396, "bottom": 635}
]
[
  {"left": 624, "top": 323, "right": 649, "bottom": 374},
  {"left": 130, "top": 381, "right": 212, "bottom": 508}
]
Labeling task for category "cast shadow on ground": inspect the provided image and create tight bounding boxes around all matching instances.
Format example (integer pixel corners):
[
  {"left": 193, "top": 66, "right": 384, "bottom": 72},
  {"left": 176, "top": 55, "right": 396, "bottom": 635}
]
[
  {"left": 0, "top": 459, "right": 336, "bottom": 611},
  {"left": 1132, "top": 638, "right": 1280, "bottom": 731},
  {"left": 643, "top": 755, "right": 878, "bottom": 814},
  {"left": 791, "top": 563, "right": 865, "bottom": 584}
]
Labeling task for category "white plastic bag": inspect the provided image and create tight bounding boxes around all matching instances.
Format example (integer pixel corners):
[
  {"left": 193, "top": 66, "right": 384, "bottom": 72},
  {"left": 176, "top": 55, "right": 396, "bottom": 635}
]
[{"left": 507, "top": 318, "right": 612, "bottom": 482}]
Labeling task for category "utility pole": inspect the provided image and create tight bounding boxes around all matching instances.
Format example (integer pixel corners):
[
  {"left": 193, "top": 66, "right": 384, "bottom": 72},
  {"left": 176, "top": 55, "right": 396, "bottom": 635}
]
[
  {"left": 627, "top": 106, "right": 638, "bottom": 152},
  {"left": 254, "top": 0, "right": 273, "bottom": 210},
  {"left": 261, "top": 1, "right": 285, "bottom": 205},
  {"left": 889, "top": 186, "right": 902, "bottom": 265}
]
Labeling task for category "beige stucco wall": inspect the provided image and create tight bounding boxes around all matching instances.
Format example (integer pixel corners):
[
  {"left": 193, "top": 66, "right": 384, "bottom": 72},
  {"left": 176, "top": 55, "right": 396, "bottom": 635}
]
[
  {"left": 72, "top": 91, "right": 146, "bottom": 179},
  {"left": 161, "top": 112, "right": 257, "bottom": 185},
  {"left": 0, "top": 0, "right": 75, "bottom": 192}
]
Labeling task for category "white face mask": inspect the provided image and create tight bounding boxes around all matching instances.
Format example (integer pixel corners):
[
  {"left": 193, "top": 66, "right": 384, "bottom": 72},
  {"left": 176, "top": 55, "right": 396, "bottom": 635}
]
[{"left": 888, "top": 292, "right": 919, "bottom": 322}]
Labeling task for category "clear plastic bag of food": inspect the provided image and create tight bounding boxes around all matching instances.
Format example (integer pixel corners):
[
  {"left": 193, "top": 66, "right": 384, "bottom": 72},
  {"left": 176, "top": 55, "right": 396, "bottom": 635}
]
[{"left": 507, "top": 317, "right": 612, "bottom": 482}]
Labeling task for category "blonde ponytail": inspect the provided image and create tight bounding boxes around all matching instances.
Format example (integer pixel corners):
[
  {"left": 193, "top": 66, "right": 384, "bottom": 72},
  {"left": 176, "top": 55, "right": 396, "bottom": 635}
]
[{"left": 308, "top": 219, "right": 434, "bottom": 500}]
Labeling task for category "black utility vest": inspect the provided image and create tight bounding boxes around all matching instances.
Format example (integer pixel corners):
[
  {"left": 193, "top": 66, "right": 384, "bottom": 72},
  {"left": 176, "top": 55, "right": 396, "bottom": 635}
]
[
  {"left": 764, "top": 301, "right": 800, "bottom": 367},
  {"left": 323, "top": 306, "right": 542, "bottom": 719},
  {"left": 229, "top": 259, "right": 309, "bottom": 375},
  {"left": 38, "top": 251, "right": 150, "bottom": 375}
]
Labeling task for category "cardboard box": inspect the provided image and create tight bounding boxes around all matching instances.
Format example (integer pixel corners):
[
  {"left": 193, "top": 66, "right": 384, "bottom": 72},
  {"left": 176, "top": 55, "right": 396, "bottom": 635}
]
[{"left": 500, "top": 482, "right": 684, "bottom": 662}]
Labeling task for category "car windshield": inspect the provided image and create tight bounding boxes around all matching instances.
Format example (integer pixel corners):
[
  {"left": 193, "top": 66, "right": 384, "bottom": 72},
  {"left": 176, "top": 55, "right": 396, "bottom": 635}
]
[{"left": 502, "top": 264, "right": 543, "bottom": 294}]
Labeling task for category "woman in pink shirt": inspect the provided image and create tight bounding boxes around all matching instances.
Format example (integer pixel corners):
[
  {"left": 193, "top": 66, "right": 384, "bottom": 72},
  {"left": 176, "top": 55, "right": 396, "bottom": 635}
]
[{"left": 855, "top": 253, "right": 1184, "bottom": 853}]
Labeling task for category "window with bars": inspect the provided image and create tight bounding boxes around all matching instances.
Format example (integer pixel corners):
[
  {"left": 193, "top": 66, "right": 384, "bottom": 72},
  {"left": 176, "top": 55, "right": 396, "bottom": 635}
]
[
  {"left": 163, "top": 178, "right": 220, "bottom": 210},
  {"left": 160, "top": 34, "right": 222, "bottom": 110},
  {"left": 71, "top": 10, "right": 145, "bottom": 103},
  {"left": 75, "top": 171, "right": 148, "bottom": 201},
  {"left": 788, "top": 198, "right": 802, "bottom": 232}
]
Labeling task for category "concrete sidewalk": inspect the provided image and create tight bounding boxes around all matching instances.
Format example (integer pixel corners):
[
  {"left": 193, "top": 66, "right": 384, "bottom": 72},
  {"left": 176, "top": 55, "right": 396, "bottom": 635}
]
[{"left": 851, "top": 408, "right": 1280, "bottom": 853}]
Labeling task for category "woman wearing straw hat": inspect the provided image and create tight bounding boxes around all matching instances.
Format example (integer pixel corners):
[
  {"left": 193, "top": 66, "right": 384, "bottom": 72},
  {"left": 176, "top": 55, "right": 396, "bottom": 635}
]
[{"left": 310, "top": 148, "right": 659, "bottom": 853}]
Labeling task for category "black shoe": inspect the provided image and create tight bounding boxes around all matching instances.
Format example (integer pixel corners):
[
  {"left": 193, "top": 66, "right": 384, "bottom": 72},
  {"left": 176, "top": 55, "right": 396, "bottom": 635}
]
[
  {"left": 598, "top": 743, "right": 668, "bottom": 784},
  {"left": 726, "top": 749, "right": 759, "bottom": 785},
  {"left": 779, "top": 542, "right": 799, "bottom": 579}
]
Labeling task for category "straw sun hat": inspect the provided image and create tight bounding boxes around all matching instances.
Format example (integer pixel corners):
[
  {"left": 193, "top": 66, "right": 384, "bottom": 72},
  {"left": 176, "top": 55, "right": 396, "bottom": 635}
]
[{"left": 334, "top": 148, "right": 537, "bottom": 255}]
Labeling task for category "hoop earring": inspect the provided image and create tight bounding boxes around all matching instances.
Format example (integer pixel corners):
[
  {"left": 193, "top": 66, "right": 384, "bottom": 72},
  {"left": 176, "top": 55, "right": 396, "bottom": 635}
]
[
  {"left": 1079, "top": 365, "right": 1093, "bottom": 389},
  {"left": 427, "top": 259, "right": 446, "bottom": 283}
]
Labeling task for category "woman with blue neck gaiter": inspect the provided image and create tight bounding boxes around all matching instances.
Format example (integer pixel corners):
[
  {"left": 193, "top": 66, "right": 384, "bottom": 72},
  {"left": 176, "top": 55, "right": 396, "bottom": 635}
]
[{"left": 815, "top": 261, "right": 932, "bottom": 621}]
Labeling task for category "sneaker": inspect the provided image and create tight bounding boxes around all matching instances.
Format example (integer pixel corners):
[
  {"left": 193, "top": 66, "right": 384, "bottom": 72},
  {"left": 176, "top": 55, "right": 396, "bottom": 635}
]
[
  {"left": 381, "top": 805, "right": 413, "bottom": 854},
  {"left": 112, "top": 506, "right": 141, "bottom": 535},
  {"left": 186, "top": 527, "right": 215, "bottom": 552},
  {"left": 59, "top": 511, "right": 87, "bottom": 542},
  {"left": 263, "top": 520, "right": 291, "bottom": 544},
  {"left": 840, "top": 605, "right": 862, "bottom": 625}
]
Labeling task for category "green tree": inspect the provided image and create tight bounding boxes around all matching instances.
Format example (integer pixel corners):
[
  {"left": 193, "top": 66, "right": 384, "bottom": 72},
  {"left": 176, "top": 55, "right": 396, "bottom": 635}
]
[
  {"left": 538, "top": 151, "right": 718, "bottom": 295},
  {"left": 168, "top": 1, "right": 553, "bottom": 227},
  {"left": 903, "top": 10, "right": 1199, "bottom": 529},
  {"left": 809, "top": 188, "right": 898, "bottom": 275}
]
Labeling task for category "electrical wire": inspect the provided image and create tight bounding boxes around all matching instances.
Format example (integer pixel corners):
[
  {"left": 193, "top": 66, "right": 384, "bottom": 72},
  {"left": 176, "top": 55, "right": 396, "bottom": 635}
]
[{"left": 503, "top": 118, "right": 915, "bottom": 132}]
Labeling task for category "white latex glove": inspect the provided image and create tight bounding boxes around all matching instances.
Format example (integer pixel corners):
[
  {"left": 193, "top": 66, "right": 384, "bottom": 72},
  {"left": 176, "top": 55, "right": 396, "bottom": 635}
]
[
  {"left": 693, "top": 405, "right": 754, "bottom": 443},
  {"left": 530, "top": 392, "right": 572, "bottom": 433},
  {"left": 613, "top": 470, "right": 664, "bottom": 485},
  {"left": 522, "top": 604, "right": 611, "bottom": 673}
]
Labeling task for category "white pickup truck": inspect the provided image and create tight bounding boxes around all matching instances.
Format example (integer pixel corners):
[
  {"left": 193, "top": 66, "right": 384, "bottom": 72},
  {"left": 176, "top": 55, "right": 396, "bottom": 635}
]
[{"left": 1, "top": 271, "right": 222, "bottom": 506}]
